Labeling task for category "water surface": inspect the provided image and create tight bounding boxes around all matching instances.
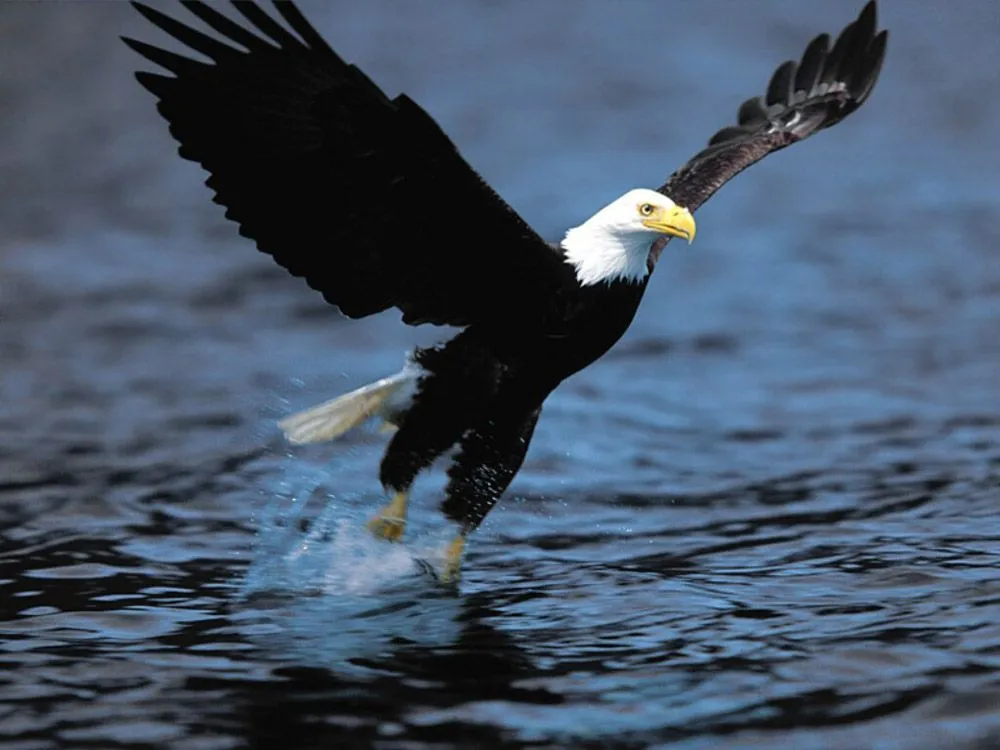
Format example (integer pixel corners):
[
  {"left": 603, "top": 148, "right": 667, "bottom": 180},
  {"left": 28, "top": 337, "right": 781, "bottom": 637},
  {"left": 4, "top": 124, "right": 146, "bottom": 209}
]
[{"left": 2, "top": 2, "right": 999, "bottom": 748}]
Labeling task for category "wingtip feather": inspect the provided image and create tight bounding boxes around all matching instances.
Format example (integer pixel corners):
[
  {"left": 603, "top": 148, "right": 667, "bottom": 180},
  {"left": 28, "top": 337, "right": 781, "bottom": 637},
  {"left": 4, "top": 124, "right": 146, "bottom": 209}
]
[
  {"left": 179, "top": 0, "right": 271, "bottom": 52},
  {"left": 858, "top": 1, "right": 878, "bottom": 30},
  {"left": 271, "top": 0, "right": 338, "bottom": 56},
  {"left": 658, "top": 1, "right": 889, "bottom": 212},
  {"left": 131, "top": 0, "right": 245, "bottom": 63},
  {"left": 230, "top": 0, "right": 302, "bottom": 49},
  {"left": 130, "top": 1, "right": 174, "bottom": 28},
  {"left": 123, "top": 36, "right": 206, "bottom": 77},
  {"left": 765, "top": 59, "right": 796, "bottom": 108},
  {"left": 795, "top": 33, "right": 829, "bottom": 96},
  {"left": 854, "top": 29, "right": 888, "bottom": 104},
  {"left": 134, "top": 70, "right": 174, "bottom": 97}
]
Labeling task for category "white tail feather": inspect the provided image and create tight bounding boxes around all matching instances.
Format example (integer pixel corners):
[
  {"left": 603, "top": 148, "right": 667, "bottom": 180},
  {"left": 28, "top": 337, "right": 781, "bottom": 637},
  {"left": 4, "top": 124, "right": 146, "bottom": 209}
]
[{"left": 279, "top": 368, "right": 418, "bottom": 445}]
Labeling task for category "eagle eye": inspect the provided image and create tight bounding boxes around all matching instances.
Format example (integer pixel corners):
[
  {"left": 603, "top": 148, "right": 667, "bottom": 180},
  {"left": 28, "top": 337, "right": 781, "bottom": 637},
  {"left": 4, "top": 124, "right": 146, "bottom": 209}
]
[{"left": 639, "top": 203, "right": 655, "bottom": 216}]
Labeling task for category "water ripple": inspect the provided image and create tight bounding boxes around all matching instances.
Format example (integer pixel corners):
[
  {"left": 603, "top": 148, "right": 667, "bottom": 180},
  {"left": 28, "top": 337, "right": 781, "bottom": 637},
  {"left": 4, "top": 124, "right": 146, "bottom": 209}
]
[{"left": 3, "top": 1, "right": 1000, "bottom": 748}]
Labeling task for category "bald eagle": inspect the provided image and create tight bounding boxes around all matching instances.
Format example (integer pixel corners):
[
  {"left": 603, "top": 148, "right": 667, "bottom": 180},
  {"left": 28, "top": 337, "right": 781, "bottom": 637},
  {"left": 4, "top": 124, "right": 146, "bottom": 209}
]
[{"left": 126, "top": 1, "right": 887, "bottom": 582}]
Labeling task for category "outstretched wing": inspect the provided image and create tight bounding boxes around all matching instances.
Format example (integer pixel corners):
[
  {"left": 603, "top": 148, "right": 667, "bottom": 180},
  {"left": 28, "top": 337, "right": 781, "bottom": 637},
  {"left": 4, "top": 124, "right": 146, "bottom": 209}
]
[
  {"left": 124, "top": 1, "right": 569, "bottom": 327},
  {"left": 658, "top": 1, "right": 887, "bottom": 215}
]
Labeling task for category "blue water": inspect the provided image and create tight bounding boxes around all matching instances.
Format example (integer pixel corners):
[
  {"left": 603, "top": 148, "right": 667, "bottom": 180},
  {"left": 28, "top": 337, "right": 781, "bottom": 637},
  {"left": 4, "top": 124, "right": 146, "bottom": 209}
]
[{"left": 2, "top": 2, "right": 1000, "bottom": 748}]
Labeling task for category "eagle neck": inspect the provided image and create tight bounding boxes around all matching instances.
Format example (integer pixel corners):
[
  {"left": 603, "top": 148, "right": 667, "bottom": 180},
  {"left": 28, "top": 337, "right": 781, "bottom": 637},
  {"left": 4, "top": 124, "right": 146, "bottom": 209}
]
[{"left": 561, "top": 222, "right": 652, "bottom": 287}]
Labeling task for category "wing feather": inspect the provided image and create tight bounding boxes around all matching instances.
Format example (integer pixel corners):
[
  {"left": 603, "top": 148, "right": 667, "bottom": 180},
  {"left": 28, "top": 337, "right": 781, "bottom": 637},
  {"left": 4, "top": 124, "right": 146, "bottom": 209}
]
[
  {"left": 125, "top": 1, "right": 567, "bottom": 328},
  {"left": 737, "top": 96, "right": 769, "bottom": 127},
  {"left": 131, "top": 2, "right": 244, "bottom": 62},
  {"left": 794, "top": 34, "right": 828, "bottom": 97},
  {"left": 230, "top": 1, "right": 303, "bottom": 48},
  {"left": 657, "top": 1, "right": 887, "bottom": 216},
  {"left": 765, "top": 60, "right": 796, "bottom": 108},
  {"left": 179, "top": 1, "right": 274, "bottom": 52},
  {"left": 270, "top": 2, "right": 339, "bottom": 56}
]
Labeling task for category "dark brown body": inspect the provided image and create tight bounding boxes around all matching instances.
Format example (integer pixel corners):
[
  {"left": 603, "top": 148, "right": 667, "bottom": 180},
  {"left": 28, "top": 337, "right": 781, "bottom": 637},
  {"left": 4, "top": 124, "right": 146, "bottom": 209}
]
[{"left": 381, "top": 275, "right": 649, "bottom": 531}]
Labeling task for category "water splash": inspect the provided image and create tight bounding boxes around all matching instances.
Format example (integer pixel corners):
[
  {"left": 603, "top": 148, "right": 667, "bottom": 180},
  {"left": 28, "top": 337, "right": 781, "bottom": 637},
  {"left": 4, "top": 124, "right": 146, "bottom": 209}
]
[
  {"left": 240, "top": 450, "right": 461, "bottom": 599},
  {"left": 231, "top": 453, "right": 469, "bottom": 670}
]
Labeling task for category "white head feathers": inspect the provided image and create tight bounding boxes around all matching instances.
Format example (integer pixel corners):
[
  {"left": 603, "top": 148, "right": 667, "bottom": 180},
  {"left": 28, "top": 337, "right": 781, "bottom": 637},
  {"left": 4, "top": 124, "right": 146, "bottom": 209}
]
[{"left": 561, "top": 188, "right": 696, "bottom": 286}]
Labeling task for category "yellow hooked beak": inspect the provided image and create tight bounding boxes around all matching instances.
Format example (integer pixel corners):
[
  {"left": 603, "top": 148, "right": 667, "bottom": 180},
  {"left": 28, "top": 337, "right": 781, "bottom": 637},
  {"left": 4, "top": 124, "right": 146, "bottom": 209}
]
[{"left": 642, "top": 204, "right": 696, "bottom": 244}]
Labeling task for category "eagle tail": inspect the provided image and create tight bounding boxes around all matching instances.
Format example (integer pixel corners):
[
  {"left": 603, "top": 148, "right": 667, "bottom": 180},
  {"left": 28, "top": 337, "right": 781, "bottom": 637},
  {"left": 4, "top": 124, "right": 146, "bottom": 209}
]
[{"left": 278, "top": 368, "right": 418, "bottom": 445}]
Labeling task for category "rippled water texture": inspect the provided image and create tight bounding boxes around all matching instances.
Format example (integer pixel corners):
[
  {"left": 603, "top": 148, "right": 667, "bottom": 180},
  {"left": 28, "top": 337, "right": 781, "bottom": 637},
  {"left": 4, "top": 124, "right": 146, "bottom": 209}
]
[{"left": 2, "top": 2, "right": 1000, "bottom": 748}]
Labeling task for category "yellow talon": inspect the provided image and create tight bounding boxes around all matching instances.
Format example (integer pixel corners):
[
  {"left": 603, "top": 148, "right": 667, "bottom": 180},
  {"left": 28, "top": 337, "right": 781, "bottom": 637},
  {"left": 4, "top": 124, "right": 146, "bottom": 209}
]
[
  {"left": 367, "top": 491, "right": 408, "bottom": 542},
  {"left": 440, "top": 533, "right": 466, "bottom": 584}
]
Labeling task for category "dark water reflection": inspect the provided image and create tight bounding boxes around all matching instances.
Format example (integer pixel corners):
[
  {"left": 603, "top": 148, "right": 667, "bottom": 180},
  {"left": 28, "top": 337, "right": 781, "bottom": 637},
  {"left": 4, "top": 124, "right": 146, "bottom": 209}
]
[{"left": 2, "top": 1, "right": 1000, "bottom": 748}]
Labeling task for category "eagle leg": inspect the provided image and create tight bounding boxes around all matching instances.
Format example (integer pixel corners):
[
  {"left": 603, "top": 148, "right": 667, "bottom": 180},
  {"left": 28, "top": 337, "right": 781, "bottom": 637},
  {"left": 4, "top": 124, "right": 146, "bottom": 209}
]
[
  {"left": 366, "top": 490, "right": 409, "bottom": 542},
  {"left": 439, "top": 533, "right": 466, "bottom": 584}
]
